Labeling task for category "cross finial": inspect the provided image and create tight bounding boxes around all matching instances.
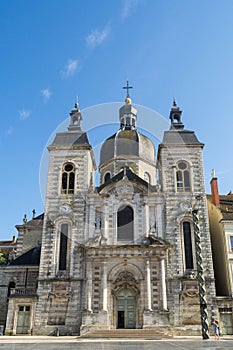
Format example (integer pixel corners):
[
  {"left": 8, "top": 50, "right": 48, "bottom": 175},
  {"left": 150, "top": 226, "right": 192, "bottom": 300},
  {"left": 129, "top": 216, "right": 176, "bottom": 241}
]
[
  {"left": 122, "top": 80, "right": 133, "bottom": 98},
  {"left": 74, "top": 96, "right": 79, "bottom": 109}
]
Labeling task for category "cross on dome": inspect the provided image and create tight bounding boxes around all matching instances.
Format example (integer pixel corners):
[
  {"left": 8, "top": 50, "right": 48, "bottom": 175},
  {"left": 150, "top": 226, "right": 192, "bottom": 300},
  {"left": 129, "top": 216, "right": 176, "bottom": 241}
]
[{"left": 122, "top": 80, "right": 133, "bottom": 104}]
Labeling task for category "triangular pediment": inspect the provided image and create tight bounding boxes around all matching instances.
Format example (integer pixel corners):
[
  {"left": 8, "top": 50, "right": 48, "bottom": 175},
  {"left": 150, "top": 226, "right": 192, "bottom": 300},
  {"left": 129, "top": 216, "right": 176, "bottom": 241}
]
[{"left": 97, "top": 168, "right": 155, "bottom": 195}]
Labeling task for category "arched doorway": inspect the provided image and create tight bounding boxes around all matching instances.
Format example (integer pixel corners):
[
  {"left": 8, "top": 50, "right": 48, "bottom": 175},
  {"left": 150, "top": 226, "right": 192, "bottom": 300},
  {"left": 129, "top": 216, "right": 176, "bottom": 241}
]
[{"left": 116, "top": 288, "right": 136, "bottom": 329}]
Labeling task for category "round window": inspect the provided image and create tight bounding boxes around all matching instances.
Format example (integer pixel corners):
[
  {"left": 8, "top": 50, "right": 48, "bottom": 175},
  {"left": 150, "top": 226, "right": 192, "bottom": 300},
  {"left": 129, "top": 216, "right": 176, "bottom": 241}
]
[
  {"left": 178, "top": 162, "right": 187, "bottom": 170},
  {"left": 64, "top": 163, "right": 74, "bottom": 172}
]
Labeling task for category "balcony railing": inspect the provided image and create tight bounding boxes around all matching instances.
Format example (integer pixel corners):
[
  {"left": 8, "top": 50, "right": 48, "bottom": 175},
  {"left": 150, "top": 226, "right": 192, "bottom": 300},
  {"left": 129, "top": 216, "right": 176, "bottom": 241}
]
[{"left": 10, "top": 288, "right": 37, "bottom": 297}]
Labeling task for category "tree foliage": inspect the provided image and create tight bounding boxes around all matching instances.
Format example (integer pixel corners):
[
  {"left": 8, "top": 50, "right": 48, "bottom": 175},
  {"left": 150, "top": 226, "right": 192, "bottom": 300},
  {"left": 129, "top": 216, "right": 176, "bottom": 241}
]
[{"left": 0, "top": 251, "right": 8, "bottom": 265}]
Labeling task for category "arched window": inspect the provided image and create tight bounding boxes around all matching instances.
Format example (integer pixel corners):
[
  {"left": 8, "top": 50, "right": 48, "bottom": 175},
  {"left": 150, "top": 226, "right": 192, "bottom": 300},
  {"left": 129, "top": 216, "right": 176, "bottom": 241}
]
[
  {"left": 8, "top": 281, "right": 15, "bottom": 297},
  {"left": 104, "top": 172, "right": 111, "bottom": 183},
  {"left": 144, "top": 172, "right": 151, "bottom": 183},
  {"left": 183, "top": 221, "right": 194, "bottom": 270},
  {"left": 59, "top": 223, "right": 68, "bottom": 271},
  {"left": 176, "top": 161, "right": 191, "bottom": 192},
  {"left": 61, "top": 163, "right": 75, "bottom": 194},
  {"left": 117, "top": 205, "right": 134, "bottom": 241}
]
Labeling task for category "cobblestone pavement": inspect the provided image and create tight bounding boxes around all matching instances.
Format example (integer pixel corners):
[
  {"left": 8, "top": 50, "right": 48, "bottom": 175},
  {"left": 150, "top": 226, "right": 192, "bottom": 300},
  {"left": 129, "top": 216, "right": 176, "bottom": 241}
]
[{"left": 0, "top": 337, "right": 233, "bottom": 350}]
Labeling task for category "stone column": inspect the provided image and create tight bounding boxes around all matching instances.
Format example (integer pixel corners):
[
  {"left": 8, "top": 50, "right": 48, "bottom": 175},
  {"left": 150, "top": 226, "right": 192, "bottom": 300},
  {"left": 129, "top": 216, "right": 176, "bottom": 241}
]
[
  {"left": 104, "top": 202, "right": 108, "bottom": 241},
  {"left": 89, "top": 201, "right": 95, "bottom": 239},
  {"left": 146, "top": 259, "right": 152, "bottom": 310},
  {"left": 102, "top": 261, "right": 108, "bottom": 311},
  {"left": 145, "top": 203, "right": 150, "bottom": 237},
  {"left": 86, "top": 260, "right": 92, "bottom": 312},
  {"left": 156, "top": 204, "right": 163, "bottom": 237},
  {"left": 161, "top": 258, "right": 168, "bottom": 310}
]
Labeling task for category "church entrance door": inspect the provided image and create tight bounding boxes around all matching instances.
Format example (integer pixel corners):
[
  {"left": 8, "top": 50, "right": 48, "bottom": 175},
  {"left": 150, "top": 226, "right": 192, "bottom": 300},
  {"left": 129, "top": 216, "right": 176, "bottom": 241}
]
[{"left": 116, "top": 289, "right": 136, "bottom": 329}]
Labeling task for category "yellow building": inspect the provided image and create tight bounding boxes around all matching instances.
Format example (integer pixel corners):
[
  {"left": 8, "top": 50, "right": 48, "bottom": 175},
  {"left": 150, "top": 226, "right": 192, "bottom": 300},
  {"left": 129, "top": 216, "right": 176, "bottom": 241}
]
[{"left": 208, "top": 174, "right": 233, "bottom": 334}]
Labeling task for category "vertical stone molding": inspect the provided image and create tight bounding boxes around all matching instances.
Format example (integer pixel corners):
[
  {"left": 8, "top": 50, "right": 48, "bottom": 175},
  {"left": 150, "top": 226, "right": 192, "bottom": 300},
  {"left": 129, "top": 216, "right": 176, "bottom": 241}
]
[
  {"left": 102, "top": 261, "right": 108, "bottom": 311},
  {"left": 146, "top": 259, "right": 152, "bottom": 310},
  {"left": 87, "top": 260, "right": 92, "bottom": 312},
  {"left": 145, "top": 203, "right": 150, "bottom": 237},
  {"left": 161, "top": 258, "right": 168, "bottom": 310}
]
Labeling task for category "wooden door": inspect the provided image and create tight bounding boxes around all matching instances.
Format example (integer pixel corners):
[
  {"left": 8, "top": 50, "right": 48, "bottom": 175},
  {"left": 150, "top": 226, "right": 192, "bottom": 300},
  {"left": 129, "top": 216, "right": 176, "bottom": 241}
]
[
  {"left": 220, "top": 313, "right": 233, "bottom": 335},
  {"left": 16, "top": 306, "right": 30, "bottom": 334},
  {"left": 116, "top": 289, "right": 136, "bottom": 329}
]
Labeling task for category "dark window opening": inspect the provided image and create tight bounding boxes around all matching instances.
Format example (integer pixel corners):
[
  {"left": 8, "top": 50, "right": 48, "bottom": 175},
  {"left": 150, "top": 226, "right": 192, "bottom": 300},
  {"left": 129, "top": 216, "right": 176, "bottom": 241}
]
[
  {"left": 230, "top": 236, "right": 233, "bottom": 251},
  {"left": 118, "top": 311, "right": 125, "bottom": 328},
  {"left": 59, "top": 224, "right": 68, "bottom": 271},
  {"left": 183, "top": 222, "right": 194, "bottom": 269},
  {"left": 176, "top": 170, "right": 183, "bottom": 189},
  {"left": 8, "top": 281, "right": 15, "bottom": 297},
  {"left": 61, "top": 163, "right": 75, "bottom": 194},
  {"left": 69, "top": 172, "right": 74, "bottom": 190},
  {"left": 176, "top": 162, "right": 190, "bottom": 192},
  {"left": 117, "top": 206, "right": 134, "bottom": 241},
  {"left": 104, "top": 172, "right": 111, "bottom": 183}
]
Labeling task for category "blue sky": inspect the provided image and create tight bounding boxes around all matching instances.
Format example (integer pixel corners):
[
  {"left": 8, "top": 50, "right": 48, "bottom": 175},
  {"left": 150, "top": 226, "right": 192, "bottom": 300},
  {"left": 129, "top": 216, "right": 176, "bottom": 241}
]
[{"left": 1, "top": 0, "right": 233, "bottom": 240}]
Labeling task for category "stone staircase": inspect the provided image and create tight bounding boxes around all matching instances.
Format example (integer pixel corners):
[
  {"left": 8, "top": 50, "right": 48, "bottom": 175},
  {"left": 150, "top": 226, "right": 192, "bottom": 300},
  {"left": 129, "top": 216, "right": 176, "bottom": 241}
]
[{"left": 81, "top": 328, "right": 173, "bottom": 339}]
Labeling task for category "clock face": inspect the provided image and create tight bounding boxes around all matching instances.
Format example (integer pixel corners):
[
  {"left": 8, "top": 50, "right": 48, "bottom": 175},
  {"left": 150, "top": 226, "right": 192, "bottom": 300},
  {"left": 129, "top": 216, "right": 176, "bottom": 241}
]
[
  {"left": 181, "top": 202, "right": 191, "bottom": 211},
  {"left": 60, "top": 203, "right": 71, "bottom": 214}
]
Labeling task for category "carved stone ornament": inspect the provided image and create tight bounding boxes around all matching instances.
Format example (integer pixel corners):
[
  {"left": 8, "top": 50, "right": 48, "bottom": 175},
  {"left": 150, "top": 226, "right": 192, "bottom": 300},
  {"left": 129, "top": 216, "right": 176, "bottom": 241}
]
[
  {"left": 112, "top": 283, "right": 140, "bottom": 297},
  {"left": 48, "top": 284, "right": 73, "bottom": 300},
  {"left": 112, "top": 174, "right": 135, "bottom": 197},
  {"left": 143, "top": 235, "right": 167, "bottom": 246},
  {"left": 85, "top": 234, "right": 102, "bottom": 247},
  {"left": 114, "top": 270, "right": 137, "bottom": 284},
  {"left": 182, "top": 281, "right": 198, "bottom": 298}
]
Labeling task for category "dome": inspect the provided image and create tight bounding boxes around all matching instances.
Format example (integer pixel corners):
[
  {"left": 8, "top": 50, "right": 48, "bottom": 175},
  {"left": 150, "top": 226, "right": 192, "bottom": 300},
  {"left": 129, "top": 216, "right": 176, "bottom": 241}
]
[{"left": 99, "top": 129, "right": 155, "bottom": 166}]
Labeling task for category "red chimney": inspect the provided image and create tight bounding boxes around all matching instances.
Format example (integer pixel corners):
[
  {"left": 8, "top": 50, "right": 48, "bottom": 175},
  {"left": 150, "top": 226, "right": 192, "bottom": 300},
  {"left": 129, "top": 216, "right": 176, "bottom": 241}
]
[{"left": 210, "top": 170, "right": 220, "bottom": 207}]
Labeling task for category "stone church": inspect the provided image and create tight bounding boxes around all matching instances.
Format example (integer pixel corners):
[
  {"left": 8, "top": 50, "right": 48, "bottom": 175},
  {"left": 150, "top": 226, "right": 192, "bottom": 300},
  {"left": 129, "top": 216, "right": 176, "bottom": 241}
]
[{"left": 0, "top": 90, "right": 218, "bottom": 336}]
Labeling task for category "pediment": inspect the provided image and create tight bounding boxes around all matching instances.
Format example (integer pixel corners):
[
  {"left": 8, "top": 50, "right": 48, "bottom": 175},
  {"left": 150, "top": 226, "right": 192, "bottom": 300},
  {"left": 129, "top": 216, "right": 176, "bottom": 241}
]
[{"left": 99, "top": 176, "right": 148, "bottom": 196}]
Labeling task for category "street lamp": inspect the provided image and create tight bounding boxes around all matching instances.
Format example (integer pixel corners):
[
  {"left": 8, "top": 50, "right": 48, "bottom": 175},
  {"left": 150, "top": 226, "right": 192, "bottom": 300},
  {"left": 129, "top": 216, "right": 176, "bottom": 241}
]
[{"left": 192, "top": 206, "right": 209, "bottom": 340}]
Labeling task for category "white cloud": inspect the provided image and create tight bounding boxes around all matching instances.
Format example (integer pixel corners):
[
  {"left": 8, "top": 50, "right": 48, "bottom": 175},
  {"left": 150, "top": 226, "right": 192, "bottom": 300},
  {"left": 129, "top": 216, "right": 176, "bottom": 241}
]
[
  {"left": 5, "top": 126, "right": 13, "bottom": 136},
  {"left": 41, "top": 88, "right": 52, "bottom": 102},
  {"left": 86, "top": 25, "right": 110, "bottom": 48},
  {"left": 121, "top": 0, "right": 139, "bottom": 20},
  {"left": 61, "top": 59, "right": 79, "bottom": 78},
  {"left": 19, "top": 109, "right": 31, "bottom": 121}
]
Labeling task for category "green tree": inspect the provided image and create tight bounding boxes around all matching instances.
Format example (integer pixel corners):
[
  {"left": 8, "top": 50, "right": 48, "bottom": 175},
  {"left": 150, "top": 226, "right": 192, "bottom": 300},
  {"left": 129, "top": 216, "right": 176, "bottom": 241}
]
[{"left": 0, "top": 251, "right": 8, "bottom": 265}]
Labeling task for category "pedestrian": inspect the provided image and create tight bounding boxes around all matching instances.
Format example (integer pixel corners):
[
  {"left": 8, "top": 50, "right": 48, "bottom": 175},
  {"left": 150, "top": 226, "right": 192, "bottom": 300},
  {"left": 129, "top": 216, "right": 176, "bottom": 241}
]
[{"left": 213, "top": 320, "right": 220, "bottom": 340}]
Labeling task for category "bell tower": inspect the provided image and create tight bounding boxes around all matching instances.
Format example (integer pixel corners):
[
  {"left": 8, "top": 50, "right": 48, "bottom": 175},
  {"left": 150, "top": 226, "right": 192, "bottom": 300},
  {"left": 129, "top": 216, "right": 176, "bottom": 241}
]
[
  {"left": 158, "top": 99, "right": 216, "bottom": 329},
  {"left": 34, "top": 101, "right": 96, "bottom": 332}
]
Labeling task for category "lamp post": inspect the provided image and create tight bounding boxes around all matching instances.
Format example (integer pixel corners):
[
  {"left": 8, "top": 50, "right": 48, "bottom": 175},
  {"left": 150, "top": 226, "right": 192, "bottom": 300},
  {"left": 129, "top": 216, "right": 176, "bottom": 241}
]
[{"left": 192, "top": 208, "right": 209, "bottom": 340}]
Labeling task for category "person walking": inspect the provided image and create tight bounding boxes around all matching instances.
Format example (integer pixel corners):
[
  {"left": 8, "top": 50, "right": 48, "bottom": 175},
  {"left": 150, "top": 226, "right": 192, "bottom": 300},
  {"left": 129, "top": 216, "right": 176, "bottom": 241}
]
[{"left": 213, "top": 320, "right": 220, "bottom": 340}]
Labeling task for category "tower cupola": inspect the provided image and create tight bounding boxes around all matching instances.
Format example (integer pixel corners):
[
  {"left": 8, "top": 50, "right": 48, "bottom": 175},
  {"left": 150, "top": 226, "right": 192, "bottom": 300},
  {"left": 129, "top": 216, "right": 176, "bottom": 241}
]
[
  {"left": 119, "top": 80, "right": 137, "bottom": 130},
  {"left": 169, "top": 98, "right": 184, "bottom": 130},
  {"left": 68, "top": 98, "right": 83, "bottom": 131}
]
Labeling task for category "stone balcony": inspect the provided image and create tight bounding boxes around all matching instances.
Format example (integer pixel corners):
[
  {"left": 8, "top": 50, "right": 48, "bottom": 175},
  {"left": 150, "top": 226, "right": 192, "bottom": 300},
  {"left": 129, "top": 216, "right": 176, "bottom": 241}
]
[{"left": 10, "top": 288, "right": 37, "bottom": 297}]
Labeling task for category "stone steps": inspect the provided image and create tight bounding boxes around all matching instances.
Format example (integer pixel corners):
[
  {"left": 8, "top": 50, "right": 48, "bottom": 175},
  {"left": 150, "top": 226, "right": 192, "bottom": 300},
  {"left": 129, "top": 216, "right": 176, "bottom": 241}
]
[{"left": 81, "top": 328, "right": 173, "bottom": 338}]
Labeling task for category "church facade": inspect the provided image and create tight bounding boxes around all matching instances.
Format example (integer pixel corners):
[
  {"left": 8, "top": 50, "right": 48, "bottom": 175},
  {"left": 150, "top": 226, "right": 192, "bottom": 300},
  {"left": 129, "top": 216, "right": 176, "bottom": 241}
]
[{"left": 0, "top": 92, "right": 218, "bottom": 336}]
